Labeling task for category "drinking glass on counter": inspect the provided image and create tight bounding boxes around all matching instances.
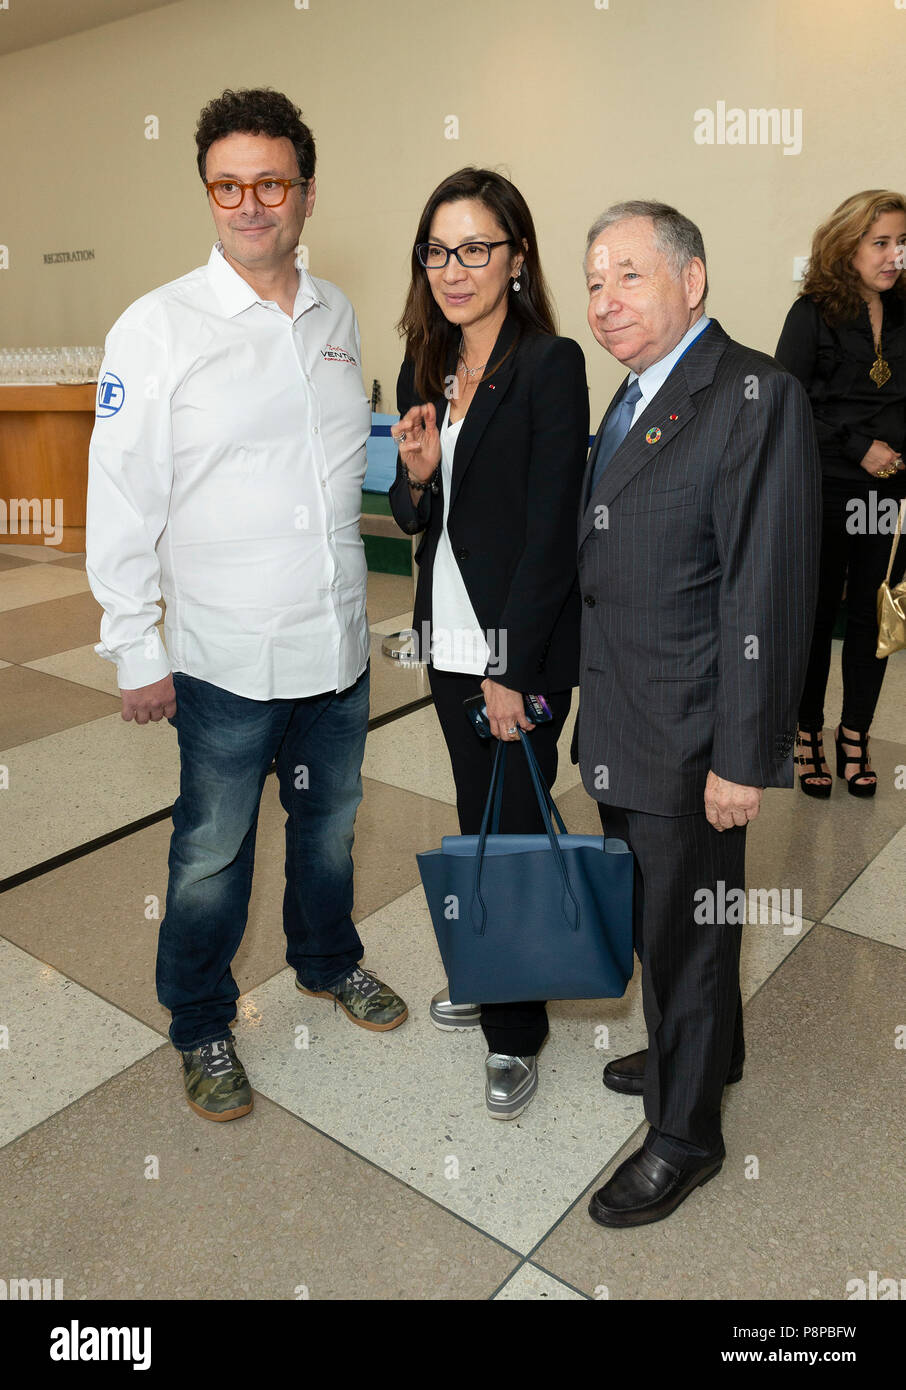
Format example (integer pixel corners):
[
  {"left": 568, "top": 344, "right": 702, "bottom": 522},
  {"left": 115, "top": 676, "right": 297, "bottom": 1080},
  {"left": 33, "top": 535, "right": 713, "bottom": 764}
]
[{"left": 0, "top": 346, "right": 105, "bottom": 383}]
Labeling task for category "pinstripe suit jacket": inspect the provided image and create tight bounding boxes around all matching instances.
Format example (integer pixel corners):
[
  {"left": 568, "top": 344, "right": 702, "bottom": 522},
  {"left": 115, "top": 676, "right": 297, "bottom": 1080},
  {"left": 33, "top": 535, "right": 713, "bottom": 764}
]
[{"left": 573, "top": 318, "right": 821, "bottom": 816}]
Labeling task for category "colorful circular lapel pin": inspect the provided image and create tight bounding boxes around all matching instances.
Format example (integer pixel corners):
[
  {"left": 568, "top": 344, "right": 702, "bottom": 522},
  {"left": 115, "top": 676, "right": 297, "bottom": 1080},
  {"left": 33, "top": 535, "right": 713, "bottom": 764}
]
[{"left": 645, "top": 426, "right": 662, "bottom": 444}]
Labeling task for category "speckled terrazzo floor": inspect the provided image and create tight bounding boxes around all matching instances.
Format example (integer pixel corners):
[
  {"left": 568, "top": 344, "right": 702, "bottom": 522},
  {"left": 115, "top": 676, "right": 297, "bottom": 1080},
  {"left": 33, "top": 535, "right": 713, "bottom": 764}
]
[{"left": 1, "top": 546, "right": 904, "bottom": 1299}]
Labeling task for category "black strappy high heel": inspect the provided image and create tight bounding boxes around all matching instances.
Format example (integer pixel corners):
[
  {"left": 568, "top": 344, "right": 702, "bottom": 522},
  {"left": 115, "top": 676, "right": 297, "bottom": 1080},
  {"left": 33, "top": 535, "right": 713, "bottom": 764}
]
[
  {"left": 835, "top": 726, "right": 877, "bottom": 798},
  {"left": 795, "top": 725, "right": 832, "bottom": 798}
]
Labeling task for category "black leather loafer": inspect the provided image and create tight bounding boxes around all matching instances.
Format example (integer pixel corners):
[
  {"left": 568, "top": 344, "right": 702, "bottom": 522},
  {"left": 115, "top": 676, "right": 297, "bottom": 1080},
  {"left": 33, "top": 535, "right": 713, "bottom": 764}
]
[
  {"left": 588, "top": 1142, "right": 724, "bottom": 1227},
  {"left": 603, "top": 1047, "right": 744, "bottom": 1095}
]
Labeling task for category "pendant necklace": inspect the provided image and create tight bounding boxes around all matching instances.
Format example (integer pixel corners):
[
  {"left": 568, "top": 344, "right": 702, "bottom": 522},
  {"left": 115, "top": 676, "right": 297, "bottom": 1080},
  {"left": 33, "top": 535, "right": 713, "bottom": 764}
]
[
  {"left": 870, "top": 333, "right": 891, "bottom": 388},
  {"left": 458, "top": 336, "right": 486, "bottom": 380},
  {"left": 869, "top": 301, "right": 891, "bottom": 387}
]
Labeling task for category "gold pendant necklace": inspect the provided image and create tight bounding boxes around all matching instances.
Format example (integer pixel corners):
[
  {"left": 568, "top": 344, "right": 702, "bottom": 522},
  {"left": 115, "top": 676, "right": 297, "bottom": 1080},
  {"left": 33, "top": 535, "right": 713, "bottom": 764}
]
[{"left": 870, "top": 321, "right": 891, "bottom": 388}]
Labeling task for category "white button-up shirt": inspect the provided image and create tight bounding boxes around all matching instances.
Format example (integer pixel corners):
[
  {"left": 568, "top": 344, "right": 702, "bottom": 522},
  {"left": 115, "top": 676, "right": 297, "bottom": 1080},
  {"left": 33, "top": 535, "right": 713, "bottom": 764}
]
[{"left": 86, "top": 243, "right": 371, "bottom": 700}]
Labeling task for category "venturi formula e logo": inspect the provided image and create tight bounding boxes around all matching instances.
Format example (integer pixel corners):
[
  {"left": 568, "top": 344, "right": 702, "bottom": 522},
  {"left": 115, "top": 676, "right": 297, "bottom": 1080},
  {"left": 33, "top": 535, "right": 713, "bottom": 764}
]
[{"left": 96, "top": 372, "right": 125, "bottom": 417}]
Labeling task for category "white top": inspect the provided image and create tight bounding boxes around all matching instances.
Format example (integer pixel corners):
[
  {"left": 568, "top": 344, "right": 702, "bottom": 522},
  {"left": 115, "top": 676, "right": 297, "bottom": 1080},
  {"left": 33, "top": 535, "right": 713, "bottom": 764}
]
[
  {"left": 86, "top": 243, "right": 371, "bottom": 700},
  {"left": 430, "top": 401, "right": 491, "bottom": 674}
]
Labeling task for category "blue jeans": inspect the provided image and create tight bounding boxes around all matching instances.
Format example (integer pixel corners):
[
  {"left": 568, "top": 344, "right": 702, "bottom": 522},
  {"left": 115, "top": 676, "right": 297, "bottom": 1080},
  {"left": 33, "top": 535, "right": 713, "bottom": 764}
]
[{"left": 157, "top": 665, "right": 369, "bottom": 1051}]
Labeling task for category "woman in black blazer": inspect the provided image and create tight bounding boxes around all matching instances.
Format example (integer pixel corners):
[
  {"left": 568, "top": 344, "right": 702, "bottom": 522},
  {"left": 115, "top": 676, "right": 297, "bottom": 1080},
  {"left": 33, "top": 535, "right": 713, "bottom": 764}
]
[{"left": 389, "top": 167, "right": 589, "bottom": 1119}]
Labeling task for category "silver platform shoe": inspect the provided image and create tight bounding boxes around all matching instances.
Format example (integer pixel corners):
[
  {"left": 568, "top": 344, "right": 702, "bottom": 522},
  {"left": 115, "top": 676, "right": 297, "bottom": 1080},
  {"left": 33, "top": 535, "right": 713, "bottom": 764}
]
[
  {"left": 429, "top": 988, "right": 481, "bottom": 1031},
  {"left": 485, "top": 1053, "right": 538, "bottom": 1120}
]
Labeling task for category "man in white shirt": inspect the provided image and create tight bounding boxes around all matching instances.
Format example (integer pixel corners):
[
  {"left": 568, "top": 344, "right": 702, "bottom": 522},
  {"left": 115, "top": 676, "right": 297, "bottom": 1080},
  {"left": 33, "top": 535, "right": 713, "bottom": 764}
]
[{"left": 87, "top": 88, "right": 407, "bottom": 1123}]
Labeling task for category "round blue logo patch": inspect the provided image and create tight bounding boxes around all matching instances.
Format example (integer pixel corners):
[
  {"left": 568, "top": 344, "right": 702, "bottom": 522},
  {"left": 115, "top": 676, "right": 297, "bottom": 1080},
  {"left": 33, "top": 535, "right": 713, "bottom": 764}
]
[{"left": 96, "top": 372, "right": 125, "bottom": 417}]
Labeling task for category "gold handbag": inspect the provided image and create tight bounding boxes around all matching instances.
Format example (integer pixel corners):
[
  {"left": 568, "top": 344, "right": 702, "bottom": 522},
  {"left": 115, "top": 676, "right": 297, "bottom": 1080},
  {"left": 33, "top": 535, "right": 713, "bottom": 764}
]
[{"left": 876, "top": 498, "right": 906, "bottom": 658}]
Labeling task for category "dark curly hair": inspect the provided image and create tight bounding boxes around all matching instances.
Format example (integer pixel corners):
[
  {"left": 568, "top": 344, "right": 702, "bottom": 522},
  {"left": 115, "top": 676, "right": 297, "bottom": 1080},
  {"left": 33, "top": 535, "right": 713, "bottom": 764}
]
[{"left": 195, "top": 88, "right": 316, "bottom": 183}]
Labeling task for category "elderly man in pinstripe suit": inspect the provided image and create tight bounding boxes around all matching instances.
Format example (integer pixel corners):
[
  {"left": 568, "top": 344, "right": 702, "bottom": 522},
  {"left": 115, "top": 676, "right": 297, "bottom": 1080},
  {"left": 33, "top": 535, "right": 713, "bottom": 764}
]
[{"left": 575, "top": 202, "right": 820, "bottom": 1226}]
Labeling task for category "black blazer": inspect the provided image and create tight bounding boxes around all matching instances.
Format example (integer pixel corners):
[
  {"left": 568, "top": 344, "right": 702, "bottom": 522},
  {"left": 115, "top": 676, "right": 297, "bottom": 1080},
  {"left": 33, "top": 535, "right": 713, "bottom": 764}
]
[
  {"left": 389, "top": 313, "right": 589, "bottom": 693},
  {"left": 573, "top": 318, "right": 821, "bottom": 816}
]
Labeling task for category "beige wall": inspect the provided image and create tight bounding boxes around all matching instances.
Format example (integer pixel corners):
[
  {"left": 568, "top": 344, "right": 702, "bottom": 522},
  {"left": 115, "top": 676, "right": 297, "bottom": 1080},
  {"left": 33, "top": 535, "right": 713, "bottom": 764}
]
[{"left": 0, "top": 0, "right": 902, "bottom": 421}]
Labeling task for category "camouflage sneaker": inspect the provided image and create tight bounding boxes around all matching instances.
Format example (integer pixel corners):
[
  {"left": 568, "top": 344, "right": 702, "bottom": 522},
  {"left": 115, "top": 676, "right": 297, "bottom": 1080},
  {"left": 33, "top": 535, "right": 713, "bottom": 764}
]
[
  {"left": 296, "top": 965, "right": 408, "bottom": 1032},
  {"left": 180, "top": 1038, "right": 253, "bottom": 1122}
]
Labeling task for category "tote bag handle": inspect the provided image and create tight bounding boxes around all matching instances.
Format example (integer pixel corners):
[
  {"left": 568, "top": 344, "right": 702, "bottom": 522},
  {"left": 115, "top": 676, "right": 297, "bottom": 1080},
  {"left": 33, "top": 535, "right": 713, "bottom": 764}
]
[
  {"left": 470, "top": 731, "right": 580, "bottom": 935},
  {"left": 884, "top": 498, "right": 906, "bottom": 586}
]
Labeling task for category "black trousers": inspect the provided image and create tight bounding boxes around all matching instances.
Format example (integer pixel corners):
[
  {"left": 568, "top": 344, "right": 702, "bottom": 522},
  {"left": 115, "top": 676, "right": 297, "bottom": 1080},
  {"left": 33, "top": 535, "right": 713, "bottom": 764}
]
[
  {"left": 799, "top": 475, "right": 906, "bottom": 730},
  {"left": 597, "top": 801, "right": 746, "bottom": 1166},
  {"left": 427, "top": 665, "right": 572, "bottom": 1056}
]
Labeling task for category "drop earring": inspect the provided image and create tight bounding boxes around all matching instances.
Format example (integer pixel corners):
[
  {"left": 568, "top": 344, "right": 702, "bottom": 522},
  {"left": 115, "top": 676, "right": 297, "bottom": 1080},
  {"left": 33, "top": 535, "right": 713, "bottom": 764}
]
[{"left": 512, "top": 272, "right": 522, "bottom": 292}]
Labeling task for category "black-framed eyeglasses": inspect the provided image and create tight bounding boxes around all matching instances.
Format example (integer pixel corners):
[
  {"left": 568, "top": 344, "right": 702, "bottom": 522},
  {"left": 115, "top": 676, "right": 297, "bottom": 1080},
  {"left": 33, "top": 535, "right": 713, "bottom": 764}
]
[
  {"left": 416, "top": 239, "right": 513, "bottom": 269},
  {"left": 205, "top": 176, "right": 308, "bottom": 209}
]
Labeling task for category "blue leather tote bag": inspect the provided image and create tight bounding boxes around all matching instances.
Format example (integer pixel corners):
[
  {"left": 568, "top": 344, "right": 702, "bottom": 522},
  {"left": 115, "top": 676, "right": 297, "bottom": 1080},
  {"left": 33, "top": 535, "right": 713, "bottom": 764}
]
[{"left": 417, "top": 731, "right": 634, "bottom": 1003}]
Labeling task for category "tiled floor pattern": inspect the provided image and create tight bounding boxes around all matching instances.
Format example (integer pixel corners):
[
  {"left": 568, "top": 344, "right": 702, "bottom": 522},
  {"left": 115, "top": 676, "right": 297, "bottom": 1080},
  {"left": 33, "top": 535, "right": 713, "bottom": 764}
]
[{"left": 1, "top": 545, "right": 905, "bottom": 1297}]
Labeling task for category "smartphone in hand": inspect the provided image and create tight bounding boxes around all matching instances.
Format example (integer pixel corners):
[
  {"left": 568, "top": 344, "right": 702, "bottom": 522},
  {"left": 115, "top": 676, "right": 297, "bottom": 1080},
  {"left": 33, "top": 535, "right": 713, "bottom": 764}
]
[{"left": 463, "top": 692, "right": 553, "bottom": 739}]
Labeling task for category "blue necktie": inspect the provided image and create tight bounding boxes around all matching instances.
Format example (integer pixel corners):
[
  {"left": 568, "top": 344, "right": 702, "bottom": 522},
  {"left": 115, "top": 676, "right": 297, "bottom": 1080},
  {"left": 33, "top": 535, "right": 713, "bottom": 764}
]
[{"left": 589, "top": 378, "right": 643, "bottom": 496}]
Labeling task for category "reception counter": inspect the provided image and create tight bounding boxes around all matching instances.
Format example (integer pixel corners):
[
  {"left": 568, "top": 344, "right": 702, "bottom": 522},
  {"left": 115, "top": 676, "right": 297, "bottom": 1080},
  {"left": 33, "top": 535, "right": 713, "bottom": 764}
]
[{"left": 0, "top": 384, "right": 96, "bottom": 552}]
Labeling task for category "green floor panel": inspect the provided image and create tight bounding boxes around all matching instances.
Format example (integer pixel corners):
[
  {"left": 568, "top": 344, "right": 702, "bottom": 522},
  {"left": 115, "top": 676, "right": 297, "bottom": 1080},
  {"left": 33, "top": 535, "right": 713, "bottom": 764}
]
[
  {"left": 362, "top": 491, "right": 393, "bottom": 516},
  {"left": 364, "top": 534, "right": 410, "bottom": 575}
]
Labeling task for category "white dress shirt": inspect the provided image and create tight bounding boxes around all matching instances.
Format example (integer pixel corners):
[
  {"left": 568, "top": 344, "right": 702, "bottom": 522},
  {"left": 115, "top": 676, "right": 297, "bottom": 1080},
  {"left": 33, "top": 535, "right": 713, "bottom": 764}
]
[
  {"left": 627, "top": 314, "right": 712, "bottom": 426},
  {"left": 86, "top": 243, "right": 372, "bottom": 700},
  {"left": 430, "top": 401, "right": 490, "bottom": 675}
]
